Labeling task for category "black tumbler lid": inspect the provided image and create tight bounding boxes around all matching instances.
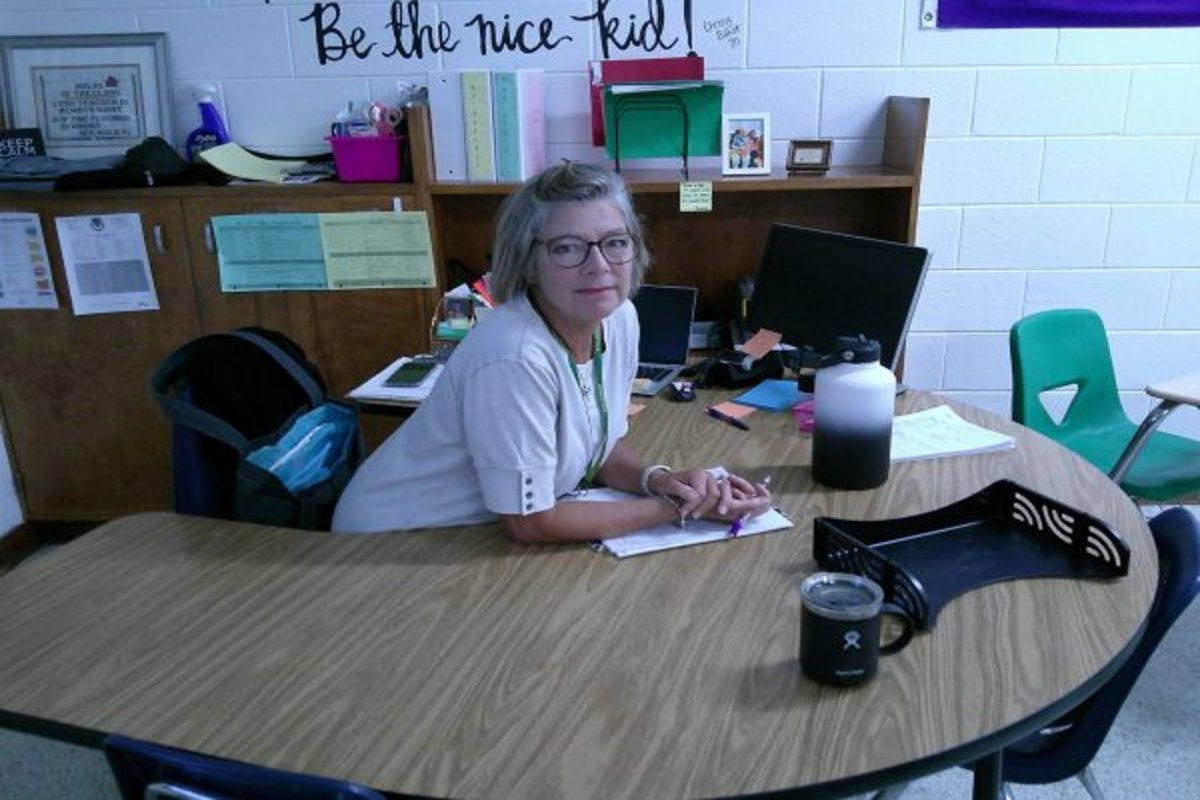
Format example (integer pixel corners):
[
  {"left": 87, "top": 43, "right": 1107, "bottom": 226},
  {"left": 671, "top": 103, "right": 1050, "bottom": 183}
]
[
  {"left": 830, "top": 334, "right": 881, "bottom": 364},
  {"left": 800, "top": 572, "right": 883, "bottom": 621}
]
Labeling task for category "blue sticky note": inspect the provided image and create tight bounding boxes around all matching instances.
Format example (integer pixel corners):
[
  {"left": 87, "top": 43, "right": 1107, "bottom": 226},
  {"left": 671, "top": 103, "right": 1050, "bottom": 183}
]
[{"left": 733, "top": 379, "right": 804, "bottom": 412}]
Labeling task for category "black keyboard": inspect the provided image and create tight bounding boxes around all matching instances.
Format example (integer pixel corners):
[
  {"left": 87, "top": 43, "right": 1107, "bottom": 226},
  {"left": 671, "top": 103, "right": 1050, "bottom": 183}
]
[{"left": 637, "top": 366, "right": 671, "bottom": 381}]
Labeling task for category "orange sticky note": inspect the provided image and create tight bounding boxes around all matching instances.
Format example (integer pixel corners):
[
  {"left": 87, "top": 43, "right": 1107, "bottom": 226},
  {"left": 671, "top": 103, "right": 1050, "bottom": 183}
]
[
  {"left": 740, "top": 328, "right": 782, "bottom": 360},
  {"left": 627, "top": 402, "right": 647, "bottom": 416},
  {"left": 709, "top": 401, "right": 754, "bottom": 419}
]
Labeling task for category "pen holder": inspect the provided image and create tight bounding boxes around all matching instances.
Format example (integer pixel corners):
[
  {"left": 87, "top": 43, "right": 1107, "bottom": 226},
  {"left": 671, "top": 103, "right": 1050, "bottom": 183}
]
[{"left": 327, "top": 135, "right": 405, "bottom": 182}]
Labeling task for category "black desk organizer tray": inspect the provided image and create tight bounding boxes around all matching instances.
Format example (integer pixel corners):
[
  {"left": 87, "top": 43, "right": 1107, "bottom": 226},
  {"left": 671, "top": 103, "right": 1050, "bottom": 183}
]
[{"left": 813, "top": 479, "right": 1130, "bottom": 630}]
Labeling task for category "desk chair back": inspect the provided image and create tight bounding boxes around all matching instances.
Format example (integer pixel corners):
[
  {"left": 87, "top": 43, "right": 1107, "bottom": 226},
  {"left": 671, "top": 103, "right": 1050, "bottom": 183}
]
[
  {"left": 1010, "top": 309, "right": 1200, "bottom": 500},
  {"left": 997, "top": 506, "right": 1200, "bottom": 792},
  {"left": 1010, "top": 309, "right": 1126, "bottom": 447},
  {"left": 104, "top": 735, "right": 386, "bottom": 800}
]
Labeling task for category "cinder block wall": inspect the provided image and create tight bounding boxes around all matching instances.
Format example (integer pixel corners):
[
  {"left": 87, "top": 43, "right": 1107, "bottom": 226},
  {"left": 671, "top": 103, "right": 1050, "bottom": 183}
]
[{"left": 2, "top": 1, "right": 1198, "bottom": 533}]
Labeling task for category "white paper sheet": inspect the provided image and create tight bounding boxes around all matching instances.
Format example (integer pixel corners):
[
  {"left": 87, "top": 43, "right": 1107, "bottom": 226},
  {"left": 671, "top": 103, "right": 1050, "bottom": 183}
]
[
  {"left": 54, "top": 213, "right": 159, "bottom": 315},
  {"left": 0, "top": 213, "right": 58, "bottom": 309},
  {"left": 891, "top": 405, "right": 1015, "bottom": 462}
]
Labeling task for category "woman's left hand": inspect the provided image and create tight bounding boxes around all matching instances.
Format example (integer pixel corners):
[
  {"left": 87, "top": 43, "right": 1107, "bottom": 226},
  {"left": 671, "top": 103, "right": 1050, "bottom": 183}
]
[{"left": 649, "top": 468, "right": 771, "bottom": 521}]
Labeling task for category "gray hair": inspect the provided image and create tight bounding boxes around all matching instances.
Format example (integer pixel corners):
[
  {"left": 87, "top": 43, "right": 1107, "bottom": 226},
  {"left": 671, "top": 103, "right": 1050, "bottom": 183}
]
[{"left": 489, "top": 162, "right": 650, "bottom": 303}]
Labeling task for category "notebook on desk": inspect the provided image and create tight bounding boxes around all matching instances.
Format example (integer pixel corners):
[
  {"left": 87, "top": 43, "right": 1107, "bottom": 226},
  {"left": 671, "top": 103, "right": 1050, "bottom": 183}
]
[{"left": 631, "top": 284, "right": 697, "bottom": 397}]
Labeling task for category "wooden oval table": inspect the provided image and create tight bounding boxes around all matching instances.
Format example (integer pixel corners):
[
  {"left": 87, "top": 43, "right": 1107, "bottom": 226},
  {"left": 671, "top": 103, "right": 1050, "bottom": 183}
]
[{"left": 0, "top": 391, "right": 1156, "bottom": 799}]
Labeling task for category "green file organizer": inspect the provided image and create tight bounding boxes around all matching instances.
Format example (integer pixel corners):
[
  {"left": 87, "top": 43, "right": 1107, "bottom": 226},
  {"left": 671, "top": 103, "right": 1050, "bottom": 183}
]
[{"left": 603, "top": 81, "right": 723, "bottom": 177}]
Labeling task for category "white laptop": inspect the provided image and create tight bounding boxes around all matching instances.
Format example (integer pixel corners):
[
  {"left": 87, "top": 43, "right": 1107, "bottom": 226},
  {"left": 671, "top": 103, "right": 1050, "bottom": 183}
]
[{"left": 631, "top": 284, "right": 698, "bottom": 397}]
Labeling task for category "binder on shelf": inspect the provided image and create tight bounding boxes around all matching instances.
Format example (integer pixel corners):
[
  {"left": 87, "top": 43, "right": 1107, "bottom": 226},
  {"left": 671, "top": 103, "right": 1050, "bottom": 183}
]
[
  {"left": 461, "top": 70, "right": 496, "bottom": 182},
  {"left": 589, "top": 55, "right": 705, "bottom": 146},
  {"left": 492, "top": 69, "right": 546, "bottom": 182},
  {"left": 491, "top": 71, "right": 520, "bottom": 182},
  {"left": 517, "top": 69, "right": 546, "bottom": 181},
  {"left": 427, "top": 71, "right": 467, "bottom": 181},
  {"left": 603, "top": 80, "right": 723, "bottom": 165}
]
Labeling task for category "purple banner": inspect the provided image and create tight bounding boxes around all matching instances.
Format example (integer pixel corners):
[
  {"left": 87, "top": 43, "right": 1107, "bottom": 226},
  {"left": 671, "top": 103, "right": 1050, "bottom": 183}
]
[{"left": 938, "top": 0, "right": 1200, "bottom": 28}]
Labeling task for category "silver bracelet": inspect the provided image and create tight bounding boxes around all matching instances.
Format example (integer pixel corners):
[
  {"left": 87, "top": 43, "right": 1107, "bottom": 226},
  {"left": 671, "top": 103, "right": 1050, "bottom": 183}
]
[{"left": 640, "top": 464, "right": 672, "bottom": 497}]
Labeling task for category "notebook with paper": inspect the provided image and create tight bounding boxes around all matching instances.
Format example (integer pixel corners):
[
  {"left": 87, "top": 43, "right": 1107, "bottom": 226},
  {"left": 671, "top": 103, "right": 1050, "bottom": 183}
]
[
  {"left": 569, "top": 466, "right": 793, "bottom": 558},
  {"left": 631, "top": 284, "right": 697, "bottom": 397}
]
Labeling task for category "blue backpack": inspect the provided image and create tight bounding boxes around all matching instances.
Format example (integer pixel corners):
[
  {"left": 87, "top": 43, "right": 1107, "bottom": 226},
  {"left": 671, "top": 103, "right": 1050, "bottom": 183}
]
[{"left": 152, "top": 328, "right": 364, "bottom": 530}]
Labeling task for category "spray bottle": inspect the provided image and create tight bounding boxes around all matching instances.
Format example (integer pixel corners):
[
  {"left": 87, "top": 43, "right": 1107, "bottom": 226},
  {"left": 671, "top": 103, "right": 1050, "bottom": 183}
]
[{"left": 185, "top": 85, "right": 231, "bottom": 162}]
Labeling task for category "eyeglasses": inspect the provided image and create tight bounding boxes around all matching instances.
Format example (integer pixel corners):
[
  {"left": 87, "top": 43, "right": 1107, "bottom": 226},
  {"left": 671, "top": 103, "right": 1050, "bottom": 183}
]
[{"left": 535, "top": 233, "right": 639, "bottom": 269}]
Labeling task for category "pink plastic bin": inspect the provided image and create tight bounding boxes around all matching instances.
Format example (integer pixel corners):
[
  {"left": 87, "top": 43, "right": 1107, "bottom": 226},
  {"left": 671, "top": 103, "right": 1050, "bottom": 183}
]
[{"left": 327, "top": 135, "right": 404, "bottom": 182}]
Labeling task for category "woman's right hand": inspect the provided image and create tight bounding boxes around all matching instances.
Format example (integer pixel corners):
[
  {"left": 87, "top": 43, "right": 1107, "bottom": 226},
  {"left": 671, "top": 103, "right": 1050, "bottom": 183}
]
[{"left": 648, "top": 467, "right": 717, "bottom": 519}]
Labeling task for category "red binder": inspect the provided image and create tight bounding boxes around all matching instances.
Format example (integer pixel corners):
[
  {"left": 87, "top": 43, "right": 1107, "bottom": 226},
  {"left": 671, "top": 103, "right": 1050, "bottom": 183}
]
[{"left": 589, "top": 55, "right": 705, "bottom": 146}]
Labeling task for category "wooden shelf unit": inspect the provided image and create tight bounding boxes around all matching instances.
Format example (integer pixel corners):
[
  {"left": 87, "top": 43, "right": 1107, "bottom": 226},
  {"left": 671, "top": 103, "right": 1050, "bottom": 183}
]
[
  {"left": 0, "top": 96, "right": 927, "bottom": 522},
  {"left": 425, "top": 96, "right": 927, "bottom": 321}
]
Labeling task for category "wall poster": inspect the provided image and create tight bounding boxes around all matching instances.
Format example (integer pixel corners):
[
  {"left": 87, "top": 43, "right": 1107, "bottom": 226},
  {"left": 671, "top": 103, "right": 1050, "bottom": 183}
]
[{"left": 929, "top": 0, "right": 1200, "bottom": 28}]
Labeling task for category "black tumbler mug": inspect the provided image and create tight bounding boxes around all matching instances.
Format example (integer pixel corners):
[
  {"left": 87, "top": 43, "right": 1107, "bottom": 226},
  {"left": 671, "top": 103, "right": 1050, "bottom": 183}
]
[{"left": 799, "top": 572, "right": 914, "bottom": 686}]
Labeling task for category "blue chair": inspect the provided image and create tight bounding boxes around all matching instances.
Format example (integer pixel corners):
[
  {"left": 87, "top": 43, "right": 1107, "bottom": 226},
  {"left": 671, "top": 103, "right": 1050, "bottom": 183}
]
[
  {"left": 873, "top": 507, "right": 1200, "bottom": 800},
  {"left": 103, "top": 734, "right": 386, "bottom": 800},
  {"left": 991, "top": 506, "right": 1200, "bottom": 798}
]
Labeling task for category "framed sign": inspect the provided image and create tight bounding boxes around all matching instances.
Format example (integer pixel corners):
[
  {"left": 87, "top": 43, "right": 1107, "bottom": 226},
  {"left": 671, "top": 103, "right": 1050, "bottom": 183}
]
[
  {"left": 0, "top": 34, "right": 172, "bottom": 159},
  {"left": 722, "top": 113, "right": 771, "bottom": 176},
  {"left": 0, "top": 127, "right": 45, "bottom": 157}
]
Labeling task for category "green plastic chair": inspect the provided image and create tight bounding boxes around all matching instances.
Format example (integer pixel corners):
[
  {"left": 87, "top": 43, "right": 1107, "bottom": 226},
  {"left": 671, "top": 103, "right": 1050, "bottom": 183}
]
[{"left": 1010, "top": 309, "right": 1200, "bottom": 501}]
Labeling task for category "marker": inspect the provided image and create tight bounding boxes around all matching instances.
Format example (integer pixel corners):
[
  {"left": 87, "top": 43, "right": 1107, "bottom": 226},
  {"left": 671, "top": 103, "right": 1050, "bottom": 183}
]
[
  {"left": 727, "top": 475, "right": 772, "bottom": 538},
  {"left": 705, "top": 406, "right": 750, "bottom": 431}
]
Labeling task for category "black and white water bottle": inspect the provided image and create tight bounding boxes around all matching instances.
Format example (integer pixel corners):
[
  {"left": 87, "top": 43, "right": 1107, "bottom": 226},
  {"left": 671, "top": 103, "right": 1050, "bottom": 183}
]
[{"left": 811, "top": 335, "right": 896, "bottom": 490}]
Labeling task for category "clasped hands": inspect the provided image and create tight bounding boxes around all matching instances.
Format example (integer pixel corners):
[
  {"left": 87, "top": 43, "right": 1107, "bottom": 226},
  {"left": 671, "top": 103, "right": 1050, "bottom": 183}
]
[{"left": 647, "top": 467, "right": 772, "bottom": 524}]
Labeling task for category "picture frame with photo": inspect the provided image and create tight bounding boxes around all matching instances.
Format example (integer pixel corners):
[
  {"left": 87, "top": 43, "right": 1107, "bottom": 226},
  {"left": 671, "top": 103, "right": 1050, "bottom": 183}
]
[
  {"left": 786, "top": 139, "right": 833, "bottom": 174},
  {"left": 721, "top": 113, "right": 771, "bottom": 176},
  {"left": 0, "top": 33, "right": 172, "bottom": 159}
]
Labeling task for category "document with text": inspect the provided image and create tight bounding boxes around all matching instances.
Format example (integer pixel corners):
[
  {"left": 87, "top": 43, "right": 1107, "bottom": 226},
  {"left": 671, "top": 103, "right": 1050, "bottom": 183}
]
[
  {"left": 0, "top": 212, "right": 58, "bottom": 310},
  {"left": 55, "top": 213, "right": 159, "bottom": 315}
]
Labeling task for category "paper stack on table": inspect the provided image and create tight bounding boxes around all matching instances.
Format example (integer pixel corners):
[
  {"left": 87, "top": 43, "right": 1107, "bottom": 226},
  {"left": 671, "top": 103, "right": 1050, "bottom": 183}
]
[{"left": 890, "top": 405, "right": 1015, "bottom": 462}]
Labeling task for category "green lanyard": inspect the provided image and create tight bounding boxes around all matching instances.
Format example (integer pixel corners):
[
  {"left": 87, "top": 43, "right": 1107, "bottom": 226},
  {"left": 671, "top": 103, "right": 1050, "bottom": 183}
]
[
  {"left": 529, "top": 295, "right": 610, "bottom": 488},
  {"left": 564, "top": 329, "right": 609, "bottom": 489}
]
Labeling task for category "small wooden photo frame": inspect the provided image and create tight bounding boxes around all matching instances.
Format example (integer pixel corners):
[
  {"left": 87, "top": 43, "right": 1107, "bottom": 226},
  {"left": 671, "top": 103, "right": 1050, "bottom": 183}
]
[
  {"left": 721, "top": 113, "right": 771, "bottom": 176},
  {"left": 787, "top": 139, "right": 833, "bottom": 174}
]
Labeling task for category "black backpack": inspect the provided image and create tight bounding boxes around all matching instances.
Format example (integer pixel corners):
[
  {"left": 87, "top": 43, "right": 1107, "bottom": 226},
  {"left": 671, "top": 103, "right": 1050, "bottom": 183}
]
[{"left": 152, "top": 328, "right": 364, "bottom": 530}]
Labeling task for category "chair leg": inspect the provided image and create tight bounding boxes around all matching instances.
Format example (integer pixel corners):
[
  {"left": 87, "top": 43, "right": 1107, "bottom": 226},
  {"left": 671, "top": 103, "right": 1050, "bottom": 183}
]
[
  {"left": 1076, "top": 765, "right": 1106, "bottom": 800},
  {"left": 869, "top": 783, "right": 909, "bottom": 800},
  {"left": 1109, "top": 399, "right": 1179, "bottom": 485}
]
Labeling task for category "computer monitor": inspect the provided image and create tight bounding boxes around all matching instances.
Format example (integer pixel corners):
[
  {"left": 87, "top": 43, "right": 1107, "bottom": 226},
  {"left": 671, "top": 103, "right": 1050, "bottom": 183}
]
[
  {"left": 748, "top": 224, "right": 930, "bottom": 370},
  {"left": 633, "top": 284, "right": 697, "bottom": 366}
]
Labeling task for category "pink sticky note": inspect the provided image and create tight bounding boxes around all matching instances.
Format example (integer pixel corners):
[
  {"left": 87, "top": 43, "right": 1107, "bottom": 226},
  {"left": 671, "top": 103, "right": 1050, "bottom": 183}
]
[{"left": 740, "top": 328, "right": 782, "bottom": 360}]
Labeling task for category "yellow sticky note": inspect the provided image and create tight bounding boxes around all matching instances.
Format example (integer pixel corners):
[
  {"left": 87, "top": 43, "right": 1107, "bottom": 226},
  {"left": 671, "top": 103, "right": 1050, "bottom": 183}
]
[{"left": 679, "top": 181, "right": 713, "bottom": 212}]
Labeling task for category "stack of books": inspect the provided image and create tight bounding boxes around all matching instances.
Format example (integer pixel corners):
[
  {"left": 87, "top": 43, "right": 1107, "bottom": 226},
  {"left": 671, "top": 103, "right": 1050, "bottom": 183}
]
[{"left": 427, "top": 69, "right": 546, "bottom": 182}]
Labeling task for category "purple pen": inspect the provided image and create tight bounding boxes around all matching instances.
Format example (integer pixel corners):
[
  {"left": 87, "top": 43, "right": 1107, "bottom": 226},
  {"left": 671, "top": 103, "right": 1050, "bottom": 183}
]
[
  {"left": 729, "top": 475, "right": 772, "bottom": 538},
  {"left": 728, "top": 514, "right": 749, "bottom": 538}
]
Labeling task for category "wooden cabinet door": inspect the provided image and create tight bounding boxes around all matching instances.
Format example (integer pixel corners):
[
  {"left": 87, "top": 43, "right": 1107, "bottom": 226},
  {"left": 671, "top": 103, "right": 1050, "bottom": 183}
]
[{"left": 0, "top": 196, "right": 200, "bottom": 520}]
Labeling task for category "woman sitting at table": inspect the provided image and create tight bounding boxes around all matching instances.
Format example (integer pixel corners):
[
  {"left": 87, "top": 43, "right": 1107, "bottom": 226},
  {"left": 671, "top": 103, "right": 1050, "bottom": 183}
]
[{"left": 332, "top": 162, "right": 771, "bottom": 541}]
